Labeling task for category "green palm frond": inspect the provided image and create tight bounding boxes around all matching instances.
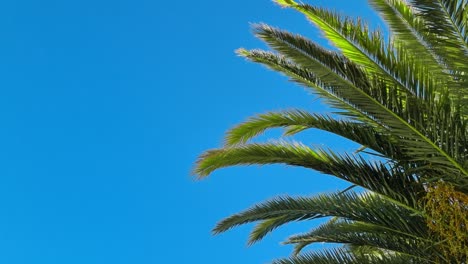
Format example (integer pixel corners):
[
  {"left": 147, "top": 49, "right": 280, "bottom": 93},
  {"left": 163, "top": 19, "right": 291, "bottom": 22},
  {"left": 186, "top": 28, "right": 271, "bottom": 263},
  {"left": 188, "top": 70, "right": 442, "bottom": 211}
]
[
  {"left": 407, "top": 0, "right": 468, "bottom": 114},
  {"left": 270, "top": 2, "right": 430, "bottom": 98},
  {"left": 252, "top": 23, "right": 444, "bottom": 116},
  {"left": 274, "top": 1, "right": 389, "bottom": 74},
  {"left": 286, "top": 219, "right": 438, "bottom": 259},
  {"left": 195, "top": 142, "right": 424, "bottom": 204},
  {"left": 368, "top": 0, "right": 445, "bottom": 73},
  {"left": 224, "top": 110, "right": 407, "bottom": 161},
  {"left": 238, "top": 47, "right": 416, "bottom": 130},
  {"left": 236, "top": 49, "right": 376, "bottom": 123},
  {"left": 252, "top": 23, "right": 389, "bottom": 94},
  {"left": 212, "top": 191, "right": 425, "bottom": 244},
  {"left": 223, "top": 109, "right": 316, "bottom": 145},
  {"left": 272, "top": 248, "right": 423, "bottom": 264},
  {"left": 409, "top": 0, "right": 468, "bottom": 69}
]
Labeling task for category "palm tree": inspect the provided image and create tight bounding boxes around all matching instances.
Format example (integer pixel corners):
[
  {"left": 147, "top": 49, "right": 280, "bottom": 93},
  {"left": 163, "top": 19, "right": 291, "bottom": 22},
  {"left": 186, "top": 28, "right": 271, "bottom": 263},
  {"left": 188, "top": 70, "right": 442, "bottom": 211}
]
[{"left": 195, "top": 0, "right": 468, "bottom": 263}]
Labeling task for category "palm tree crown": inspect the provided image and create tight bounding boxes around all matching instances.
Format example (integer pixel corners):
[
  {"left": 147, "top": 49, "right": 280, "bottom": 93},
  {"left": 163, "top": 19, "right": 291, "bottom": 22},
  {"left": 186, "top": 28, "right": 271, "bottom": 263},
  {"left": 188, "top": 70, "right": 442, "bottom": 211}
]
[{"left": 195, "top": 0, "right": 468, "bottom": 263}]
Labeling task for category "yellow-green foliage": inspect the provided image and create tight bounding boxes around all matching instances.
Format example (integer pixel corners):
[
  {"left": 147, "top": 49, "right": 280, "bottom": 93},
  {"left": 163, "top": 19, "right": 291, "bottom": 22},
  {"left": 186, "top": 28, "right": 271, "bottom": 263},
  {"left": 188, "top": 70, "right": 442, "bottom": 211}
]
[{"left": 423, "top": 183, "right": 468, "bottom": 262}]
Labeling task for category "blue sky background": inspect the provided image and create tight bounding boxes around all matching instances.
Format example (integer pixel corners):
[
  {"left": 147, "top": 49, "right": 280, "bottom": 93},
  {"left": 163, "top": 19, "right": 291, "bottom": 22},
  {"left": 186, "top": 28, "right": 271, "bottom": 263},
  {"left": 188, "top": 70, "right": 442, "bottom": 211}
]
[{"left": 0, "top": 1, "right": 384, "bottom": 263}]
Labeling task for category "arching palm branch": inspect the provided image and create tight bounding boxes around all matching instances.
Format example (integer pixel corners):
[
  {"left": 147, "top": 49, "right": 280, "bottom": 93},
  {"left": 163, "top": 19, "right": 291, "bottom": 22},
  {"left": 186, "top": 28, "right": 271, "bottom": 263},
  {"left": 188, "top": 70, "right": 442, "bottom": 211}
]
[{"left": 195, "top": 0, "right": 468, "bottom": 263}]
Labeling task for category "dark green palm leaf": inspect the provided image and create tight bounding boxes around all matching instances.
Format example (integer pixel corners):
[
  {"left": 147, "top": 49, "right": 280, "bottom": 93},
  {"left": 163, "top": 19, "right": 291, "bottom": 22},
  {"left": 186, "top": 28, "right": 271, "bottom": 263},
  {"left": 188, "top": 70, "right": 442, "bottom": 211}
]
[
  {"left": 272, "top": 248, "right": 426, "bottom": 264},
  {"left": 195, "top": 142, "right": 424, "bottom": 204},
  {"left": 286, "top": 219, "right": 440, "bottom": 260},
  {"left": 409, "top": 0, "right": 468, "bottom": 68},
  {"left": 212, "top": 191, "right": 425, "bottom": 244},
  {"left": 408, "top": 0, "right": 468, "bottom": 114}
]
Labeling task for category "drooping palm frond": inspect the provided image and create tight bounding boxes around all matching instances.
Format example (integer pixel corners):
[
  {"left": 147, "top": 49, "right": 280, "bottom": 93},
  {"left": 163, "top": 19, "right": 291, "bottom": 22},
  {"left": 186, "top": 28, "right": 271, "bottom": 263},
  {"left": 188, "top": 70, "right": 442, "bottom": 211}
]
[
  {"left": 196, "top": 142, "right": 424, "bottom": 205},
  {"left": 224, "top": 109, "right": 407, "bottom": 161},
  {"left": 272, "top": 248, "right": 429, "bottom": 264},
  {"left": 286, "top": 218, "right": 440, "bottom": 260},
  {"left": 212, "top": 191, "right": 425, "bottom": 244},
  {"left": 223, "top": 105, "right": 467, "bottom": 188},
  {"left": 235, "top": 48, "right": 375, "bottom": 122}
]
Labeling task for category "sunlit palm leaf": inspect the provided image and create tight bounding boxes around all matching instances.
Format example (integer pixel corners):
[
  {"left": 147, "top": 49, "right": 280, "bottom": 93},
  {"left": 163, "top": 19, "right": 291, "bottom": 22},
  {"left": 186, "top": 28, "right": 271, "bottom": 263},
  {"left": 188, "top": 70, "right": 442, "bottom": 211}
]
[{"left": 224, "top": 110, "right": 406, "bottom": 161}]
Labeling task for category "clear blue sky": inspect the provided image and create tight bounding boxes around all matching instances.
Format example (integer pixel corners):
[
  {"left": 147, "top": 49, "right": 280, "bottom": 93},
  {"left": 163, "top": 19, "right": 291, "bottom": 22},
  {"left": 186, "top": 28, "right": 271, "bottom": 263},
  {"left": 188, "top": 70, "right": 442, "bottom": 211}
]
[{"left": 0, "top": 1, "right": 383, "bottom": 263}]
